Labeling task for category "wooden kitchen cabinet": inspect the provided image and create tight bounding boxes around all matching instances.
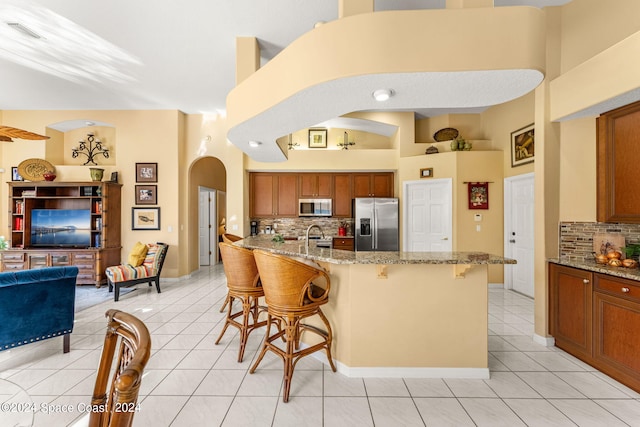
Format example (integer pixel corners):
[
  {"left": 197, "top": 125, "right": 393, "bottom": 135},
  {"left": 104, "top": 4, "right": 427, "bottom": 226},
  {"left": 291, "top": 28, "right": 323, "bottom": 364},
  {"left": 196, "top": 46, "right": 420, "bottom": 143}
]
[
  {"left": 333, "top": 237, "right": 354, "bottom": 251},
  {"left": 549, "top": 262, "right": 640, "bottom": 392},
  {"left": 333, "top": 174, "right": 352, "bottom": 217},
  {"left": 352, "top": 173, "right": 393, "bottom": 198},
  {"left": 593, "top": 274, "right": 640, "bottom": 391},
  {"left": 549, "top": 263, "right": 593, "bottom": 361},
  {"left": 299, "top": 174, "right": 332, "bottom": 198},
  {"left": 597, "top": 100, "right": 640, "bottom": 223},
  {"left": 250, "top": 173, "right": 299, "bottom": 217}
]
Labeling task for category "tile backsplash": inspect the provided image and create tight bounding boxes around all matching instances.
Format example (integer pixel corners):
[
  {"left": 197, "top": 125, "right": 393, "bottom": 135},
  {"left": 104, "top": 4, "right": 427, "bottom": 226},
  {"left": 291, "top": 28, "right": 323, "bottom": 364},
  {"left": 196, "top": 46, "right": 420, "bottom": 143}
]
[
  {"left": 251, "top": 217, "right": 354, "bottom": 238},
  {"left": 559, "top": 221, "right": 640, "bottom": 261}
]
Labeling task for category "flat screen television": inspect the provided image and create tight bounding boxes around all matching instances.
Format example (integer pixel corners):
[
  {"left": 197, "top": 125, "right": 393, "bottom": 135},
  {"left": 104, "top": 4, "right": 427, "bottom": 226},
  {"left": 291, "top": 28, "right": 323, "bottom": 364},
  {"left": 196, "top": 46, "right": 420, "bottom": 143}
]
[{"left": 30, "top": 209, "right": 92, "bottom": 248}]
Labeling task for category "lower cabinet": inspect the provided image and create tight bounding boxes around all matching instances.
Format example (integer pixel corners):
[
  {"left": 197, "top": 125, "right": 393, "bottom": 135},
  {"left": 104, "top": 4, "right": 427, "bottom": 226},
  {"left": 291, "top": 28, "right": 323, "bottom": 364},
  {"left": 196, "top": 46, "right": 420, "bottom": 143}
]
[
  {"left": 548, "top": 263, "right": 592, "bottom": 360},
  {"left": 0, "top": 248, "right": 119, "bottom": 287},
  {"left": 332, "top": 237, "right": 354, "bottom": 251},
  {"left": 549, "top": 262, "right": 640, "bottom": 392}
]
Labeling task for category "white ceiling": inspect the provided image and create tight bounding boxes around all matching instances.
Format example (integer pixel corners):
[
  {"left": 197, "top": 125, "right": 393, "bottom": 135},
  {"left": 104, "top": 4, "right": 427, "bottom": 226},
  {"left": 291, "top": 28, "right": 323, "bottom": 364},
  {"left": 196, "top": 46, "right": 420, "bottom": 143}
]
[{"left": 0, "top": 0, "right": 571, "bottom": 120}]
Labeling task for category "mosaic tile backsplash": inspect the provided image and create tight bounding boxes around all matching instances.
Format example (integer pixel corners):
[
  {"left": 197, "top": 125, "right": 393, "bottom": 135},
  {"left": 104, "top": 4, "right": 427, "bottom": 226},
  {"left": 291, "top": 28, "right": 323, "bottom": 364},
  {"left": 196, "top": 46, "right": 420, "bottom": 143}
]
[
  {"left": 559, "top": 222, "right": 640, "bottom": 261},
  {"left": 251, "top": 217, "right": 354, "bottom": 238}
]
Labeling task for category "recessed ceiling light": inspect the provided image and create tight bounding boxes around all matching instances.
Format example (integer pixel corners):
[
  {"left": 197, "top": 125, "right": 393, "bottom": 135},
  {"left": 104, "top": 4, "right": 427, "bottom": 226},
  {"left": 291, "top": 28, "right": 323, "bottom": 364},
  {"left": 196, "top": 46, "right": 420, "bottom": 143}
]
[
  {"left": 248, "top": 140, "right": 262, "bottom": 148},
  {"left": 373, "top": 89, "right": 393, "bottom": 102}
]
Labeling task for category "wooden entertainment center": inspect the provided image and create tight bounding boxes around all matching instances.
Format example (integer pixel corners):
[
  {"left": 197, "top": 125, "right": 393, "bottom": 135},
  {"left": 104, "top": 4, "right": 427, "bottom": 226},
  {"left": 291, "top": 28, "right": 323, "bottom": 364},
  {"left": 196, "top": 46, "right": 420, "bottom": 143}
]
[{"left": 2, "top": 181, "right": 122, "bottom": 286}]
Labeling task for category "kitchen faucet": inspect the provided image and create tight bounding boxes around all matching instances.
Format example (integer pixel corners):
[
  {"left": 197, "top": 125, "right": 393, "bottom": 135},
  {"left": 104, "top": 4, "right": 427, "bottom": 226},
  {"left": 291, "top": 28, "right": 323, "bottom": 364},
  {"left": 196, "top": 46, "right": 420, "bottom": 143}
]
[{"left": 305, "top": 224, "right": 325, "bottom": 250}]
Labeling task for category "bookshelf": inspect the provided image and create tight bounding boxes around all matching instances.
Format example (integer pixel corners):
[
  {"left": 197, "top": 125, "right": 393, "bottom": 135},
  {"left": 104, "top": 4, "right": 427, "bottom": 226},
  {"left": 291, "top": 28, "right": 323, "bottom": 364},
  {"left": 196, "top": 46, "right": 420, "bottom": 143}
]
[{"left": 4, "top": 181, "right": 122, "bottom": 286}]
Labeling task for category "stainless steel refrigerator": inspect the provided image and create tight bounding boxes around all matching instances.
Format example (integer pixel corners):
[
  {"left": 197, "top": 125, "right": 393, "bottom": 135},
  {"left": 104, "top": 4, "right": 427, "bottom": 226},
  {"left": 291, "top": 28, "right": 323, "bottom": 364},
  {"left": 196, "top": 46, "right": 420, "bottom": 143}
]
[{"left": 354, "top": 198, "right": 399, "bottom": 251}]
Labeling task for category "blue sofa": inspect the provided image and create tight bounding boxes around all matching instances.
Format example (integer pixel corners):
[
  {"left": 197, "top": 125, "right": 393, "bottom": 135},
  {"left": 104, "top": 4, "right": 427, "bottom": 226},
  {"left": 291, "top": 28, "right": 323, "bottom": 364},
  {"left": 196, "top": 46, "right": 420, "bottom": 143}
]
[{"left": 0, "top": 266, "right": 78, "bottom": 353}]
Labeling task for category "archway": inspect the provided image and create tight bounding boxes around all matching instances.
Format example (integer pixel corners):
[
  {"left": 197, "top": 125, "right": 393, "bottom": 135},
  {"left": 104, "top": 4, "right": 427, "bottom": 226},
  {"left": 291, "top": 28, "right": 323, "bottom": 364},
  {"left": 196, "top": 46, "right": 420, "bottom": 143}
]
[{"left": 188, "top": 156, "right": 226, "bottom": 271}]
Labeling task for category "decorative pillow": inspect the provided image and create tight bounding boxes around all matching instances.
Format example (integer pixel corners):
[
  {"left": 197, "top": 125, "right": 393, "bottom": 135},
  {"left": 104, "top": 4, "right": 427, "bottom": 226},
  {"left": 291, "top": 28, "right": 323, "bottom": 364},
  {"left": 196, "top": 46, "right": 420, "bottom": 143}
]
[{"left": 128, "top": 242, "right": 148, "bottom": 267}]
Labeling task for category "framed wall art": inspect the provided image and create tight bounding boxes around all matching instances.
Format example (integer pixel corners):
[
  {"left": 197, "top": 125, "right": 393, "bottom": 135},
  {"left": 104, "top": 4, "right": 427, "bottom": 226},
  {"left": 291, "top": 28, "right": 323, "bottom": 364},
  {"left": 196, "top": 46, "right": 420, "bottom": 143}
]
[
  {"left": 11, "top": 167, "right": 24, "bottom": 181},
  {"left": 132, "top": 207, "right": 161, "bottom": 230},
  {"left": 468, "top": 182, "right": 489, "bottom": 210},
  {"left": 136, "top": 162, "right": 158, "bottom": 182},
  {"left": 135, "top": 185, "right": 157, "bottom": 205},
  {"left": 420, "top": 168, "right": 433, "bottom": 178},
  {"left": 511, "top": 123, "right": 534, "bottom": 167},
  {"left": 308, "top": 128, "right": 327, "bottom": 148}
]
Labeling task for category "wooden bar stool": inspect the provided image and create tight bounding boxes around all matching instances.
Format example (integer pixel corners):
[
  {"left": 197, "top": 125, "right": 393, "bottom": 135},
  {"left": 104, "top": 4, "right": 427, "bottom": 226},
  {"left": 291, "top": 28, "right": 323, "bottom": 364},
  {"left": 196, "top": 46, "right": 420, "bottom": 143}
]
[
  {"left": 216, "top": 242, "right": 267, "bottom": 362},
  {"left": 250, "top": 249, "right": 336, "bottom": 402},
  {"left": 219, "top": 233, "right": 243, "bottom": 313}
]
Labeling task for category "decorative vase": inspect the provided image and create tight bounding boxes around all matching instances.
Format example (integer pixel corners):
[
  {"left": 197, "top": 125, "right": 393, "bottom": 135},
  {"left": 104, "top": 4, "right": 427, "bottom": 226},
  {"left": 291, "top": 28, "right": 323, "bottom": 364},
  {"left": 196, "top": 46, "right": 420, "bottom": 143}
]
[
  {"left": 42, "top": 172, "right": 56, "bottom": 181},
  {"left": 89, "top": 168, "right": 104, "bottom": 182},
  {"left": 338, "top": 227, "right": 346, "bottom": 237},
  {"left": 450, "top": 140, "right": 458, "bottom": 151}
]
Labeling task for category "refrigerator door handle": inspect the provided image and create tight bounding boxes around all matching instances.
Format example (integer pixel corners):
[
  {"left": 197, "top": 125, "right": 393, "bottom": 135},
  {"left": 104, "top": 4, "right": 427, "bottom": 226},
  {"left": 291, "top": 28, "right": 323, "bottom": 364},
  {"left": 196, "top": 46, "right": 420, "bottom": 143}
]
[{"left": 373, "top": 207, "right": 377, "bottom": 250}]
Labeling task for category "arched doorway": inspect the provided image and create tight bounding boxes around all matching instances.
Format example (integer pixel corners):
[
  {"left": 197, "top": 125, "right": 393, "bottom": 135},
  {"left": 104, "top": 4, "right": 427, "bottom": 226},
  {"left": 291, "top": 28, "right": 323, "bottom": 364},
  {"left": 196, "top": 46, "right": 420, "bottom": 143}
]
[{"left": 189, "top": 157, "right": 226, "bottom": 270}]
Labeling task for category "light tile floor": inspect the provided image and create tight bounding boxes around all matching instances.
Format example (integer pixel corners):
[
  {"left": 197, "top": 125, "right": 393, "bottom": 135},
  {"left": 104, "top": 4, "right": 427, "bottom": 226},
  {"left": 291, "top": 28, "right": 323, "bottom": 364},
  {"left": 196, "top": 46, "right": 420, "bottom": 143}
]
[{"left": 2, "top": 265, "right": 640, "bottom": 426}]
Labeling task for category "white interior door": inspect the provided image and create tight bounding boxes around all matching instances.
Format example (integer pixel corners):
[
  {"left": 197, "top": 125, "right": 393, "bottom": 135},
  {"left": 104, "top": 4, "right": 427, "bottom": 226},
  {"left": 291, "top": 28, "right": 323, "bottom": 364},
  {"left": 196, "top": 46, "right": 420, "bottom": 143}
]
[
  {"left": 199, "top": 187, "right": 217, "bottom": 266},
  {"left": 504, "top": 173, "right": 535, "bottom": 297},
  {"left": 403, "top": 178, "right": 452, "bottom": 251}
]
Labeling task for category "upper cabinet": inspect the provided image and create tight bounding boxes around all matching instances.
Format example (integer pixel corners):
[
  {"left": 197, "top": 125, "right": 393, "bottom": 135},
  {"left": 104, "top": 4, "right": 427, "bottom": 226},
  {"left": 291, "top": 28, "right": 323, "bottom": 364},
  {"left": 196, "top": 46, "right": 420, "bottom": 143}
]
[
  {"left": 597, "top": 101, "right": 640, "bottom": 223},
  {"left": 299, "top": 174, "right": 332, "bottom": 198},
  {"left": 250, "top": 173, "right": 298, "bottom": 218},
  {"left": 352, "top": 173, "right": 393, "bottom": 198},
  {"left": 249, "top": 172, "right": 394, "bottom": 218}
]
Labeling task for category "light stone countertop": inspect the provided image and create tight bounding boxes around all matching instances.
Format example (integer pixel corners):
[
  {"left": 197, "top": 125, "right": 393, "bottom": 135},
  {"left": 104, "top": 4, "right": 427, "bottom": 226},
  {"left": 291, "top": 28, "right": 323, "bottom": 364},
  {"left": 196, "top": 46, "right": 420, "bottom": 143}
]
[
  {"left": 550, "top": 258, "right": 640, "bottom": 282},
  {"left": 237, "top": 235, "right": 516, "bottom": 265}
]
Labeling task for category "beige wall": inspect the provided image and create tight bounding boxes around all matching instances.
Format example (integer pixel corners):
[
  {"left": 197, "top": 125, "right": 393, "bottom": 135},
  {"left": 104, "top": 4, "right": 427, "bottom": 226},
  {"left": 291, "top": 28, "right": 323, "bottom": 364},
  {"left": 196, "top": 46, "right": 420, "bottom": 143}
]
[{"left": 0, "top": 110, "right": 183, "bottom": 277}]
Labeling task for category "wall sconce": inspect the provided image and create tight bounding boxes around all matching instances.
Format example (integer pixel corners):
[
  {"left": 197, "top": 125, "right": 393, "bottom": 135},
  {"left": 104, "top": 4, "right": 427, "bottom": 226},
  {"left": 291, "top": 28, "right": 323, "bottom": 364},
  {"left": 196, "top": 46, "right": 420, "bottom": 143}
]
[
  {"left": 287, "top": 134, "right": 299, "bottom": 150},
  {"left": 337, "top": 131, "right": 355, "bottom": 150},
  {"left": 71, "top": 133, "right": 109, "bottom": 165}
]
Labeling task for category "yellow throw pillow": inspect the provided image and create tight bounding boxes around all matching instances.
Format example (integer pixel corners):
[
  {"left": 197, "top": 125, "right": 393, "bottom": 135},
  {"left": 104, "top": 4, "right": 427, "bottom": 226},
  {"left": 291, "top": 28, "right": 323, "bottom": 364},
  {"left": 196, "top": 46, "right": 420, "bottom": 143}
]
[{"left": 128, "top": 242, "right": 148, "bottom": 267}]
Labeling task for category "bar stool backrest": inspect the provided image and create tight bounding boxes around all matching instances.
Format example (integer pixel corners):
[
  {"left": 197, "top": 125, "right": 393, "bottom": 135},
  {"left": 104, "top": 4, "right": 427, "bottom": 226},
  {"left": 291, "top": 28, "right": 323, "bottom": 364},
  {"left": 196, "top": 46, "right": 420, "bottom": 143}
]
[
  {"left": 252, "top": 249, "right": 330, "bottom": 311},
  {"left": 219, "top": 242, "right": 260, "bottom": 291}
]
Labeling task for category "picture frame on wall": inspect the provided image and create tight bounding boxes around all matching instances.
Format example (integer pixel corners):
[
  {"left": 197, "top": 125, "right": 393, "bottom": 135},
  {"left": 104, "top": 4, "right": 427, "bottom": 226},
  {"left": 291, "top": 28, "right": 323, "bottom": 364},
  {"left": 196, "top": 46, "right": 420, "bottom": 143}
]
[
  {"left": 11, "top": 167, "right": 24, "bottom": 181},
  {"left": 135, "top": 185, "right": 157, "bottom": 205},
  {"left": 132, "top": 207, "right": 161, "bottom": 230},
  {"left": 136, "top": 162, "right": 158, "bottom": 182},
  {"left": 468, "top": 182, "right": 489, "bottom": 210},
  {"left": 511, "top": 123, "right": 535, "bottom": 167},
  {"left": 308, "top": 128, "right": 327, "bottom": 148}
]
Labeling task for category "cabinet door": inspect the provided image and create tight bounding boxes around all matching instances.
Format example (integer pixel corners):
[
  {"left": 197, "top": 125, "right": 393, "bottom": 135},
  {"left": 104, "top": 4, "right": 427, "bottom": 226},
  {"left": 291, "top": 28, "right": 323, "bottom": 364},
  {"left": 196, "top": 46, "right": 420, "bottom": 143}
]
[
  {"left": 251, "top": 174, "right": 276, "bottom": 217},
  {"left": 372, "top": 173, "right": 393, "bottom": 197},
  {"left": 353, "top": 174, "right": 373, "bottom": 198},
  {"left": 333, "top": 174, "right": 352, "bottom": 217},
  {"left": 300, "top": 174, "right": 332, "bottom": 198},
  {"left": 276, "top": 174, "right": 298, "bottom": 217},
  {"left": 549, "top": 263, "right": 593, "bottom": 360},
  {"left": 593, "top": 290, "right": 640, "bottom": 391},
  {"left": 597, "top": 100, "right": 640, "bottom": 223}
]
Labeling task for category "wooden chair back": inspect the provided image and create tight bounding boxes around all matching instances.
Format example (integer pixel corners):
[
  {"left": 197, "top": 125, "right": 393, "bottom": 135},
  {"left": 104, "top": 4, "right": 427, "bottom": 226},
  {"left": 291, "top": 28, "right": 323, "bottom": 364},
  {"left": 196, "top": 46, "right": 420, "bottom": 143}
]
[
  {"left": 219, "top": 242, "right": 260, "bottom": 292},
  {"left": 222, "top": 233, "right": 242, "bottom": 244},
  {"left": 89, "top": 309, "right": 151, "bottom": 427},
  {"left": 252, "top": 250, "right": 330, "bottom": 311}
]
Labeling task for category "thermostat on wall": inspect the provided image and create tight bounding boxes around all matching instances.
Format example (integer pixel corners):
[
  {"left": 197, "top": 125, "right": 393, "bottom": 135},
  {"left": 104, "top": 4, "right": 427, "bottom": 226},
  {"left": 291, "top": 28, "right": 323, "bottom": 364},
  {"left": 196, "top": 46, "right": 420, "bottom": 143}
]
[{"left": 474, "top": 214, "right": 482, "bottom": 222}]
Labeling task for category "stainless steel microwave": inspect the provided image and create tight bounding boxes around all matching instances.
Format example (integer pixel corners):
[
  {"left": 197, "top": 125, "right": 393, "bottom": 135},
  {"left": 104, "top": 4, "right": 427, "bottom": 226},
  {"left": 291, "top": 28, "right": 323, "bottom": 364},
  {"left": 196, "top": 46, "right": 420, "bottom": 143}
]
[{"left": 299, "top": 199, "right": 332, "bottom": 217}]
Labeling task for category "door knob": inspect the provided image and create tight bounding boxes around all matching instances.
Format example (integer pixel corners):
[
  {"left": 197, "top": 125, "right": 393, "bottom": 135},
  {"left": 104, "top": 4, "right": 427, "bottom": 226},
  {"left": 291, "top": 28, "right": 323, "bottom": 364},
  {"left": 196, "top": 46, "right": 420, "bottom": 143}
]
[
  {"left": 442, "top": 237, "right": 448, "bottom": 240},
  {"left": 622, "top": 287, "right": 630, "bottom": 293},
  {"left": 583, "top": 279, "right": 590, "bottom": 284}
]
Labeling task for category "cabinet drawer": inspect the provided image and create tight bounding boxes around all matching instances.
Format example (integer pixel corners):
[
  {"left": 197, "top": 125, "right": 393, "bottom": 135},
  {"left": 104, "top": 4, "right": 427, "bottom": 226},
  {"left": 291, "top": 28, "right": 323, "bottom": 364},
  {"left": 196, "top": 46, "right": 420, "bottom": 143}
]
[
  {"left": 74, "top": 263, "right": 95, "bottom": 272},
  {"left": 2, "top": 253, "right": 24, "bottom": 261},
  {"left": 595, "top": 274, "right": 640, "bottom": 304},
  {"left": 333, "top": 238, "right": 354, "bottom": 251},
  {"left": 73, "top": 253, "right": 96, "bottom": 261},
  {"left": 3, "top": 262, "right": 25, "bottom": 271}
]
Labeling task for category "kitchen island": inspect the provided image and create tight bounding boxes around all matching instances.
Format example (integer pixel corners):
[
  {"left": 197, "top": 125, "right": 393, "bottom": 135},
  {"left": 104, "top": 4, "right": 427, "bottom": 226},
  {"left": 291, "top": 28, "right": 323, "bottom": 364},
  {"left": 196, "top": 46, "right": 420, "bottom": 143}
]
[{"left": 238, "top": 235, "right": 516, "bottom": 379}]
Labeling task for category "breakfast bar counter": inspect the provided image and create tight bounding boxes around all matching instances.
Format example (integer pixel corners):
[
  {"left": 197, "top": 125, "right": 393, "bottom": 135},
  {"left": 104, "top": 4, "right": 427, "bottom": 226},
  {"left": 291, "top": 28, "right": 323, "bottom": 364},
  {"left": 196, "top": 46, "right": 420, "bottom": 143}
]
[{"left": 237, "top": 236, "right": 516, "bottom": 379}]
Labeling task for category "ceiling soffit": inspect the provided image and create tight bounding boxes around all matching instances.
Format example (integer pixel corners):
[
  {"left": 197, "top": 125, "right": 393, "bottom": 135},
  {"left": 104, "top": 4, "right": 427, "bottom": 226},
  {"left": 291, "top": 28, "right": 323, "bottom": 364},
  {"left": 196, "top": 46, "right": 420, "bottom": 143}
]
[{"left": 227, "top": 7, "right": 546, "bottom": 163}]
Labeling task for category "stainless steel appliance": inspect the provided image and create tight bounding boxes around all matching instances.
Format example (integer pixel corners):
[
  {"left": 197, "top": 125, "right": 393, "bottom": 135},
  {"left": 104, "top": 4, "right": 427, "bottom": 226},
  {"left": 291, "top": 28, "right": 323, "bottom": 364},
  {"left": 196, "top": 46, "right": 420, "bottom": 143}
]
[
  {"left": 299, "top": 199, "right": 332, "bottom": 217},
  {"left": 354, "top": 198, "right": 399, "bottom": 251},
  {"left": 250, "top": 220, "right": 259, "bottom": 236}
]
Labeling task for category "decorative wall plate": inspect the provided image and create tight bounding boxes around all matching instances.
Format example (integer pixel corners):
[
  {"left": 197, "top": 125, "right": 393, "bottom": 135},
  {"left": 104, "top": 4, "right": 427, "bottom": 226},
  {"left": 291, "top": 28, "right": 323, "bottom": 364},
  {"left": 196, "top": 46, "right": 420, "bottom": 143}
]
[
  {"left": 17, "top": 158, "right": 55, "bottom": 182},
  {"left": 433, "top": 127, "right": 459, "bottom": 142}
]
